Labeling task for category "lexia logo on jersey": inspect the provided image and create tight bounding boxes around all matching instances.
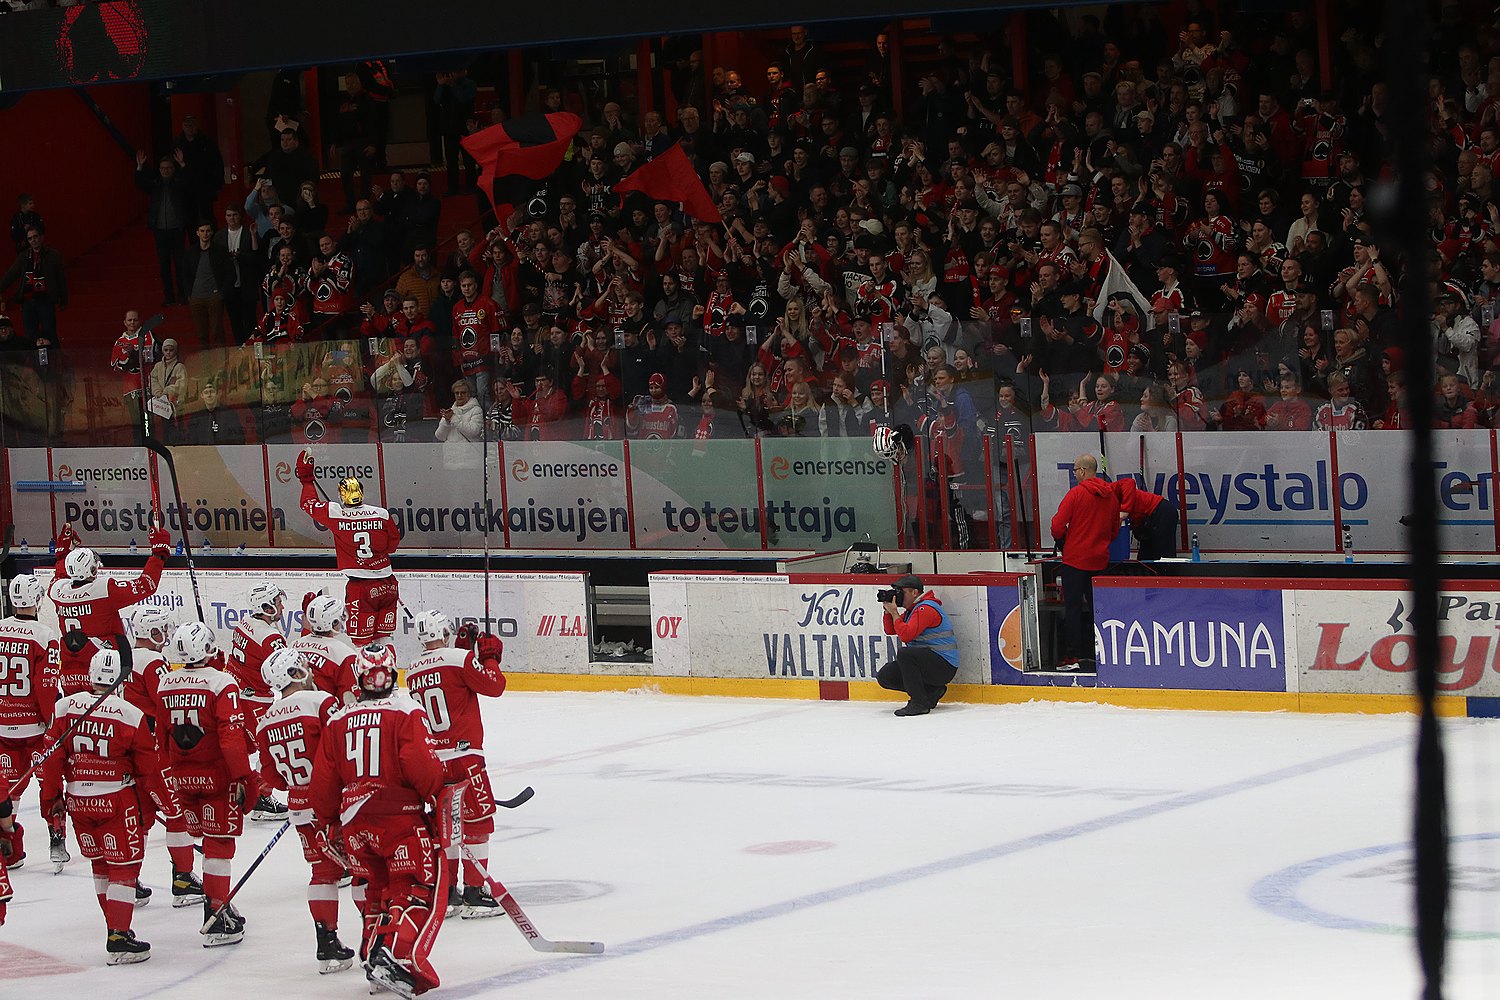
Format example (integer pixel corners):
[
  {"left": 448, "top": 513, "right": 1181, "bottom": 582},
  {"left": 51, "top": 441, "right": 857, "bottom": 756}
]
[{"left": 56, "top": 464, "right": 148, "bottom": 483}]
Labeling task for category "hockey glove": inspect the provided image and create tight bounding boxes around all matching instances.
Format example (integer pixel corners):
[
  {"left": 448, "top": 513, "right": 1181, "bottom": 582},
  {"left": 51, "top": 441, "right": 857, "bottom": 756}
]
[
  {"left": 48, "top": 798, "right": 66, "bottom": 822},
  {"left": 314, "top": 823, "right": 350, "bottom": 868},
  {"left": 476, "top": 634, "right": 503, "bottom": 664},
  {"left": 455, "top": 623, "right": 479, "bottom": 650},
  {"left": 295, "top": 450, "right": 317, "bottom": 484},
  {"left": 62, "top": 627, "right": 90, "bottom": 654},
  {"left": 171, "top": 722, "right": 205, "bottom": 750},
  {"left": 148, "top": 525, "right": 172, "bottom": 560},
  {"left": 55, "top": 522, "right": 79, "bottom": 557}
]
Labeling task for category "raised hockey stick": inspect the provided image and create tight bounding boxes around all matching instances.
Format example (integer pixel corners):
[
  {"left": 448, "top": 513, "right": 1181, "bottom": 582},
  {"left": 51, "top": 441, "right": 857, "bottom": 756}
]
[
  {"left": 142, "top": 435, "right": 206, "bottom": 624},
  {"left": 459, "top": 845, "right": 604, "bottom": 954},
  {"left": 200, "top": 817, "right": 292, "bottom": 933},
  {"left": 2, "top": 634, "right": 132, "bottom": 801},
  {"left": 481, "top": 353, "right": 494, "bottom": 630},
  {"left": 136, "top": 314, "right": 166, "bottom": 514}
]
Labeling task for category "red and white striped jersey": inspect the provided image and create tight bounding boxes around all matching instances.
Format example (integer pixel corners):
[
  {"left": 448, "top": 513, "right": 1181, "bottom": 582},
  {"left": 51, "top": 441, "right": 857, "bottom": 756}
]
[
  {"left": 298, "top": 488, "right": 401, "bottom": 579},
  {"left": 404, "top": 645, "right": 507, "bottom": 758},
  {"left": 229, "top": 615, "right": 287, "bottom": 704},
  {"left": 291, "top": 632, "right": 361, "bottom": 705},
  {"left": 256, "top": 689, "right": 336, "bottom": 819},
  {"left": 0, "top": 615, "right": 60, "bottom": 738}
]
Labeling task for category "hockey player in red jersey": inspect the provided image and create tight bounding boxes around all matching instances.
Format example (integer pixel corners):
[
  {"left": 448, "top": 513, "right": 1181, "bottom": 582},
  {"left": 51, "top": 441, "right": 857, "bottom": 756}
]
[
  {"left": 124, "top": 607, "right": 205, "bottom": 905},
  {"left": 39, "top": 649, "right": 159, "bottom": 964},
  {"left": 296, "top": 451, "right": 404, "bottom": 645},
  {"left": 293, "top": 594, "right": 362, "bottom": 705},
  {"left": 256, "top": 648, "right": 357, "bottom": 974},
  {"left": 157, "top": 622, "right": 255, "bottom": 946},
  {"left": 311, "top": 643, "right": 451, "bottom": 998},
  {"left": 48, "top": 522, "right": 172, "bottom": 696},
  {"left": 405, "top": 612, "right": 507, "bottom": 918},
  {"left": 0, "top": 575, "right": 62, "bottom": 869},
  {"left": 228, "top": 584, "right": 291, "bottom": 822}
]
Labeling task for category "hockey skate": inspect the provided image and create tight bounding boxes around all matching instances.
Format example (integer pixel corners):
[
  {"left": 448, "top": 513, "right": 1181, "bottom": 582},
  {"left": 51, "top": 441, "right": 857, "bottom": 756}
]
[
  {"left": 105, "top": 928, "right": 152, "bottom": 965},
  {"left": 249, "top": 794, "right": 288, "bottom": 822},
  {"left": 445, "top": 884, "right": 463, "bottom": 917},
  {"left": 2, "top": 821, "right": 25, "bottom": 869},
  {"left": 172, "top": 869, "right": 205, "bottom": 907},
  {"left": 49, "top": 828, "right": 70, "bottom": 866},
  {"left": 316, "top": 922, "right": 355, "bottom": 974},
  {"left": 201, "top": 900, "right": 245, "bottom": 947},
  {"left": 365, "top": 946, "right": 418, "bottom": 999},
  {"left": 134, "top": 880, "right": 152, "bottom": 906},
  {"left": 461, "top": 884, "right": 503, "bottom": 919}
]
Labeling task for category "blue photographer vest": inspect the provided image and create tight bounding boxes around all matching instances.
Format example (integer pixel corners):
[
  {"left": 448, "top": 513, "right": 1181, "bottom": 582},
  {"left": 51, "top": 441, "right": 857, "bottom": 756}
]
[{"left": 904, "top": 598, "right": 959, "bottom": 667}]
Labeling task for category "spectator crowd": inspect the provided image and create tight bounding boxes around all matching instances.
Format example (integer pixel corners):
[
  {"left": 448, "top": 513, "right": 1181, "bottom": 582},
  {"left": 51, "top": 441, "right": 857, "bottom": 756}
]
[{"left": 8, "top": 4, "right": 1500, "bottom": 465}]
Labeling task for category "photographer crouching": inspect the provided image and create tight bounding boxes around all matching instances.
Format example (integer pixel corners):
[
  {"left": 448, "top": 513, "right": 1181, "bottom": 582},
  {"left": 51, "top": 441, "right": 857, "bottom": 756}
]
[{"left": 875, "top": 575, "right": 959, "bottom": 717}]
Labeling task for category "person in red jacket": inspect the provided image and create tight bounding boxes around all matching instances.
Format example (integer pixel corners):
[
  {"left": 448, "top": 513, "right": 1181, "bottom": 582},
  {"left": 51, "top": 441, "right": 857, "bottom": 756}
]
[
  {"left": 1049, "top": 454, "right": 1120, "bottom": 671},
  {"left": 1112, "top": 478, "right": 1178, "bottom": 561},
  {"left": 311, "top": 644, "right": 450, "bottom": 997}
]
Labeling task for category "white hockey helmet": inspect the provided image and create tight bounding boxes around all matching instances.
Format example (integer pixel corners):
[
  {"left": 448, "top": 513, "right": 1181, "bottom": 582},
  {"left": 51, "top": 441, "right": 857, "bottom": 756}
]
[
  {"left": 132, "top": 607, "right": 174, "bottom": 644},
  {"left": 262, "top": 648, "right": 312, "bottom": 692},
  {"left": 65, "top": 546, "right": 101, "bottom": 583},
  {"left": 355, "top": 642, "right": 398, "bottom": 696},
  {"left": 8, "top": 575, "right": 45, "bottom": 610},
  {"left": 248, "top": 583, "right": 287, "bottom": 614},
  {"left": 306, "top": 594, "right": 345, "bottom": 634},
  {"left": 872, "top": 425, "right": 899, "bottom": 459},
  {"left": 90, "top": 648, "right": 128, "bottom": 688},
  {"left": 415, "top": 610, "right": 451, "bottom": 645},
  {"left": 168, "top": 622, "right": 216, "bottom": 666}
]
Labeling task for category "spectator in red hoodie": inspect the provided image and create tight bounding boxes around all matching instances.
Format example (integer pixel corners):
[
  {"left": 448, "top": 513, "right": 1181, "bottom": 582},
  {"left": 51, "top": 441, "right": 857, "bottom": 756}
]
[
  {"left": 1112, "top": 478, "right": 1178, "bottom": 561},
  {"left": 1049, "top": 453, "right": 1120, "bottom": 671}
]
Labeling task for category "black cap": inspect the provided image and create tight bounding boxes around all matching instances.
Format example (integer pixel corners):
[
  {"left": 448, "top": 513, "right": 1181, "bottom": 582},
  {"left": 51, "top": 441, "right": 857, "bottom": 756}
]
[{"left": 893, "top": 574, "right": 924, "bottom": 591}]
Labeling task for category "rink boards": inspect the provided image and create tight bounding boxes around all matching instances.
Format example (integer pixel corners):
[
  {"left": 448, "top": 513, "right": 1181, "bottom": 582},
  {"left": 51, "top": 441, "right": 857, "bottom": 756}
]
[{"left": 25, "top": 567, "right": 1500, "bottom": 717}]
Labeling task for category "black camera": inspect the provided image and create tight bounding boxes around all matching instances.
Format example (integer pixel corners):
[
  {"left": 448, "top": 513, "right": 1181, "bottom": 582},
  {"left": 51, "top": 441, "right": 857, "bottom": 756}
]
[{"left": 876, "top": 588, "right": 899, "bottom": 604}]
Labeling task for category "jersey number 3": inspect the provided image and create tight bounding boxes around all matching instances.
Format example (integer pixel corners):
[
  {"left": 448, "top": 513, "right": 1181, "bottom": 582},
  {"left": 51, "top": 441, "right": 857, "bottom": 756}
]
[{"left": 353, "top": 531, "right": 374, "bottom": 560}]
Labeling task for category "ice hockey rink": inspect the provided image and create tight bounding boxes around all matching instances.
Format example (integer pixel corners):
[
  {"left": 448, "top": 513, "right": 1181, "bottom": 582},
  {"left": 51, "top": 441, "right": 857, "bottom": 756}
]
[{"left": 3, "top": 690, "right": 1498, "bottom": 999}]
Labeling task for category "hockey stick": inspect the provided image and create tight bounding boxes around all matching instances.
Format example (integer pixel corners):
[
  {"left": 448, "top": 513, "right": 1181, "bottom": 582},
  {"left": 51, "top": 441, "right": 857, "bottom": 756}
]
[
  {"left": 143, "top": 435, "right": 206, "bottom": 624},
  {"left": 481, "top": 358, "right": 492, "bottom": 632},
  {"left": 136, "top": 314, "right": 165, "bottom": 514},
  {"left": 495, "top": 785, "right": 534, "bottom": 809},
  {"left": 200, "top": 817, "right": 292, "bottom": 933},
  {"left": 1096, "top": 415, "right": 1109, "bottom": 478},
  {"left": 2, "top": 634, "right": 132, "bottom": 801},
  {"left": 459, "top": 845, "right": 604, "bottom": 954}
]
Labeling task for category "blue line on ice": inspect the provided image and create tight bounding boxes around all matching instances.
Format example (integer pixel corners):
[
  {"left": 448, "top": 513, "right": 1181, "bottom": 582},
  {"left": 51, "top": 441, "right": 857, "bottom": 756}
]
[{"left": 448, "top": 735, "right": 1406, "bottom": 995}]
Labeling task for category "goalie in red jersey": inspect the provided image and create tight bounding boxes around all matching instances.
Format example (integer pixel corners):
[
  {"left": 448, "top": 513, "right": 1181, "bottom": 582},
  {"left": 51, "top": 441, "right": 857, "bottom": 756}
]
[{"left": 296, "top": 451, "right": 403, "bottom": 644}]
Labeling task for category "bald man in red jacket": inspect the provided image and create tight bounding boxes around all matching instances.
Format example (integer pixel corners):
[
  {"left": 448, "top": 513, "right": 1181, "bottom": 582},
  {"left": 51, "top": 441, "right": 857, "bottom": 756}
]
[{"left": 1049, "top": 453, "right": 1120, "bottom": 671}]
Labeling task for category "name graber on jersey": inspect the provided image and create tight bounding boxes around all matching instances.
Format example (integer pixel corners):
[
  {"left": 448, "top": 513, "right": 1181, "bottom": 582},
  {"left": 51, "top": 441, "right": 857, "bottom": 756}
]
[{"left": 0, "top": 640, "right": 33, "bottom": 655}]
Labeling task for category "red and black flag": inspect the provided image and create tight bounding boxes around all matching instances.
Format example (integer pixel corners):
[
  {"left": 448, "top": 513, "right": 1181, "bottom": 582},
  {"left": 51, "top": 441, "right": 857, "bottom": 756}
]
[
  {"left": 615, "top": 142, "right": 721, "bottom": 223},
  {"left": 461, "top": 112, "right": 582, "bottom": 217}
]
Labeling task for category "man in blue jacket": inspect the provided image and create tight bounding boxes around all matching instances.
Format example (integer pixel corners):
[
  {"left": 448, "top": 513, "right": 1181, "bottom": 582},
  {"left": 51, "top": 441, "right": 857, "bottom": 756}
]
[{"left": 876, "top": 575, "right": 959, "bottom": 717}]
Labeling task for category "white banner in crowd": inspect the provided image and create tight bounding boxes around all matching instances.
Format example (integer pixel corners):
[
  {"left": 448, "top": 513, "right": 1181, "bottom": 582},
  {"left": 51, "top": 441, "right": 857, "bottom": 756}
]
[
  {"left": 32, "top": 567, "right": 590, "bottom": 671},
  {"left": 648, "top": 573, "right": 999, "bottom": 686}
]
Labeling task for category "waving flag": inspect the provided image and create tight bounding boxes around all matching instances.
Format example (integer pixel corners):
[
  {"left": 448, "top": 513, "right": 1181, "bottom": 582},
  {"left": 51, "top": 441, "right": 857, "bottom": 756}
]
[
  {"left": 615, "top": 142, "right": 721, "bottom": 223},
  {"left": 461, "top": 112, "right": 582, "bottom": 216}
]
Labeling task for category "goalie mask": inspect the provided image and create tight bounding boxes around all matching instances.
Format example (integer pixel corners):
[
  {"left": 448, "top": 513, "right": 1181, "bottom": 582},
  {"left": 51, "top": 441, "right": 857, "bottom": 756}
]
[
  {"left": 339, "top": 477, "right": 364, "bottom": 507},
  {"left": 355, "top": 642, "right": 398, "bottom": 696}
]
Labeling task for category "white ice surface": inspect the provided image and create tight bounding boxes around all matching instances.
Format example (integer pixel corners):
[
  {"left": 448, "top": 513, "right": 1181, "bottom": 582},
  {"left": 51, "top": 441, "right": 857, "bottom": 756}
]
[{"left": 2, "top": 692, "right": 1498, "bottom": 999}]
